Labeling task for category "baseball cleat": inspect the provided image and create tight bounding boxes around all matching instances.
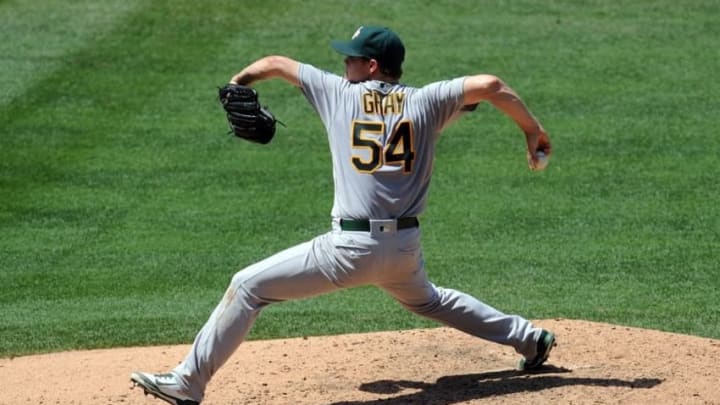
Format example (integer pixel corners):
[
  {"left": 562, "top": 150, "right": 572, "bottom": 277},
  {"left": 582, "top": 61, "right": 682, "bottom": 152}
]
[
  {"left": 518, "top": 329, "right": 556, "bottom": 370},
  {"left": 130, "top": 371, "right": 200, "bottom": 405}
]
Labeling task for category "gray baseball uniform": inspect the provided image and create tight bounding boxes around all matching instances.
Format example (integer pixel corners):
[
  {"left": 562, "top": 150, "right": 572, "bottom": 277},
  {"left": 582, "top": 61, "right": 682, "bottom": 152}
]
[{"left": 172, "top": 63, "right": 544, "bottom": 401}]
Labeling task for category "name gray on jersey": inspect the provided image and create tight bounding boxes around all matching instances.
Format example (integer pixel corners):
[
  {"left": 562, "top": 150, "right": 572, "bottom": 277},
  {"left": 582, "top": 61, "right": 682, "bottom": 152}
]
[{"left": 362, "top": 91, "right": 405, "bottom": 115}]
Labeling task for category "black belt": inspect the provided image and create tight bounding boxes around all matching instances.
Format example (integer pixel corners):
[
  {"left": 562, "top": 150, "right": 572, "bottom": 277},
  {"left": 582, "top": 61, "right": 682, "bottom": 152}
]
[{"left": 339, "top": 217, "right": 419, "bottom": 232}]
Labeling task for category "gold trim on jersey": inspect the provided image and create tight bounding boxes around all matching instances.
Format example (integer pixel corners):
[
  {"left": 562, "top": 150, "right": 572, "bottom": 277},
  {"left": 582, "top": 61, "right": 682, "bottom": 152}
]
[{"left": 350, "top": 120, "right": 385, "bottom": 173}]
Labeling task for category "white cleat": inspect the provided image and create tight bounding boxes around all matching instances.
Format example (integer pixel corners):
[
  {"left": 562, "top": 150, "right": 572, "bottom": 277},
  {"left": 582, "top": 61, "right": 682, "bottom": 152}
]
[{"left": 130, "top": 371, "right": 200, "bottom": 405}]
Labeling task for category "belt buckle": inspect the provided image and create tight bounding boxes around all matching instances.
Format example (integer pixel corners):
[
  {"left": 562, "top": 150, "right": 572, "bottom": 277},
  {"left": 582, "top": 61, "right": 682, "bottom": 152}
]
[{"left": 370, "top": 219, "right": 396, "bottom": 234}]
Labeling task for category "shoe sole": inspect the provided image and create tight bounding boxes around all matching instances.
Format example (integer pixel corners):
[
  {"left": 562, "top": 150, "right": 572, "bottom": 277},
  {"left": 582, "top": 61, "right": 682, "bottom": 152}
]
[{"left": 130, "top": 372, "right": 198, "bottom": 405}]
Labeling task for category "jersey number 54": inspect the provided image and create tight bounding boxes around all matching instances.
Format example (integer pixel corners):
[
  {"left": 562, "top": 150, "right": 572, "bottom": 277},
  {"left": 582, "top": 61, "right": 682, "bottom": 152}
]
[{"left": 351, "top": 120, "right": 415, "bottom": 174}]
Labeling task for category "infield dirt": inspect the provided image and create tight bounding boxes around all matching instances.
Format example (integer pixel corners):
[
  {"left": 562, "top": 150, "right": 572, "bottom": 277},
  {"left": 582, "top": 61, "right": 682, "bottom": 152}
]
[{"left": 1, "top": 319, "right": 718, "bottom": 404}]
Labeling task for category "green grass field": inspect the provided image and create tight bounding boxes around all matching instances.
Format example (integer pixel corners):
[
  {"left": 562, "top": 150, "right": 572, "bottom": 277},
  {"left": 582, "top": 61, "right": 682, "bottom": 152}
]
[{"left": 1, "top": 0, "right": 718, "bottom": 358}]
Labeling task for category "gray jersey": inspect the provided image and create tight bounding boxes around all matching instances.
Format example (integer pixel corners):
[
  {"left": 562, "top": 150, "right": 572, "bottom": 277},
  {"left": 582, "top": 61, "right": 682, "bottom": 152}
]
[{"left": 299, "top": 63, "right": 465, "bottom": 219}]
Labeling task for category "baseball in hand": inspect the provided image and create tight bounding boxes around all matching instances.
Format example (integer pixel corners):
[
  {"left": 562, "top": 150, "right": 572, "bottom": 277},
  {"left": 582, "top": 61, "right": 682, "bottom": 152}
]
[{"left": 534, "top": 150, "right": 549, "bottom": 171}]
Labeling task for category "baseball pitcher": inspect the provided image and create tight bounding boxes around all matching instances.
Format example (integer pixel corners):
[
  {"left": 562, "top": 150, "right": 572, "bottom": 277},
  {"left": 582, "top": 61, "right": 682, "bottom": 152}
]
[{"left": 132, "top": 25, "right": 555, "bottom": 405}]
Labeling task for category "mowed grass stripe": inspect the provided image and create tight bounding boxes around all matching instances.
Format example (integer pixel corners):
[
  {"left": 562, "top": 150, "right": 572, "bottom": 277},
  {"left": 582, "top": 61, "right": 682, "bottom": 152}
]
[{"left": 0, "top": 0, "right": 143, "bottom": 106}]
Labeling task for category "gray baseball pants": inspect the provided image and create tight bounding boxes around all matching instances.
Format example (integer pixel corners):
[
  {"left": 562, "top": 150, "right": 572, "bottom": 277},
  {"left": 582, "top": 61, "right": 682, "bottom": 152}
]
[{"left": 173, "top": 219, "right": 543, "bottom": 401}]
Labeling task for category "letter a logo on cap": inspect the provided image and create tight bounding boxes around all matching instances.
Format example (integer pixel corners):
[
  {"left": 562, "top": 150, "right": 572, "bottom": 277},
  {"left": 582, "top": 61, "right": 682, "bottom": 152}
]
[{"left": 352, "top": 26, "right": 363, "bottom": 39}]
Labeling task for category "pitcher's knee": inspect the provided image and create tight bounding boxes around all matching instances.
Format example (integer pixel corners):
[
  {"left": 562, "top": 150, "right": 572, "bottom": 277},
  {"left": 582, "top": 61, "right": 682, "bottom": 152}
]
[
  {"left": 229, "top": 270, "right": 248, "bottom": 289},
  {"left": 227, "top": 271, "right": 267, "bottom": 309}
]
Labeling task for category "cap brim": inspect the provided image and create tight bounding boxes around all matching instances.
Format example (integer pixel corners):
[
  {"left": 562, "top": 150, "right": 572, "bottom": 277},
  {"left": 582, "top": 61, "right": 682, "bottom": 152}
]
[{"left": 330, "top": 40, "right": 364, "bottom": 57}]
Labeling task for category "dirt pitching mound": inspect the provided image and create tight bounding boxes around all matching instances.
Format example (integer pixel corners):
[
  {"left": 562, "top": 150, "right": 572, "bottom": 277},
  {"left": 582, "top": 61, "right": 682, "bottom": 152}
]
[{"left": 1, "top": 319, "right": 718, "bottom": 404}]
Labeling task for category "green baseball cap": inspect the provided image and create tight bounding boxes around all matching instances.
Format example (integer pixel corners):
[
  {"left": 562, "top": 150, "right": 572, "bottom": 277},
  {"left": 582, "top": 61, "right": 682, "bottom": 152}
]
[{"left": 331, "top": 26, "right": 405, "bottom": 71}]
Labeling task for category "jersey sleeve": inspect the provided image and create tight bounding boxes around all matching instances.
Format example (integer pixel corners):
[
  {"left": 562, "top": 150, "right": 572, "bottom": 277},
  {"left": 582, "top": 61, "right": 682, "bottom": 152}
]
[
  {"left": 298, "top": 63, "right": 345, "bottom": 125},
  {"left": 417, "top": 77, "right": 466, "bottom": 134}
]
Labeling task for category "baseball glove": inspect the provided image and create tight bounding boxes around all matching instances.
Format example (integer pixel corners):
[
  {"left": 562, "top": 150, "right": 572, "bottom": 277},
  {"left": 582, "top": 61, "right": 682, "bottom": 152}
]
[{"left": 218, "top": 84, "right": 278, "bottom": 144}]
